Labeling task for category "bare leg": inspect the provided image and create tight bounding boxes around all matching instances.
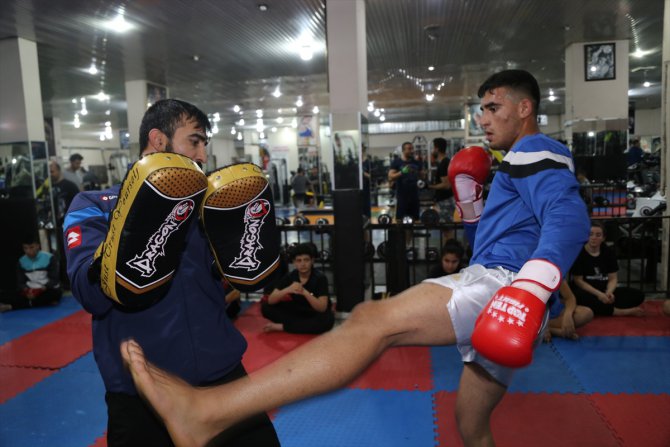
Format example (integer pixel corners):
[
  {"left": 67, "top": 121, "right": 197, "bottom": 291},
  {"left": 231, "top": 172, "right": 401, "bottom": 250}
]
[
  {"left": 122, "top": 283, "right": 455, "bottom": 447},
  {"left": 455, "top": 363, "right": 507, "bottom": 447},
  {"left": 573, "top": 305, "right": 594, "bottom": 328}
]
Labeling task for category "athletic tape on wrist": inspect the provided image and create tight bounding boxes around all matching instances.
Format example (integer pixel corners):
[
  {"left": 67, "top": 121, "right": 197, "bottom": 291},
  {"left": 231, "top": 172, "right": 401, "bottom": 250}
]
[{"left": 514, "top": 259, "right": 561, "bottom": 291}]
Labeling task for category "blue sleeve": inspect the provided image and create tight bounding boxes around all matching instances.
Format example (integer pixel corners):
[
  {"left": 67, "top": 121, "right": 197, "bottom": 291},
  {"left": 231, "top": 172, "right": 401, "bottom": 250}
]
[
  {"left": 63, "top": 193, "right": 115, "bottom": 316},
  {"left": 510, "top": 149, "right": 590, "bottom": 277}
]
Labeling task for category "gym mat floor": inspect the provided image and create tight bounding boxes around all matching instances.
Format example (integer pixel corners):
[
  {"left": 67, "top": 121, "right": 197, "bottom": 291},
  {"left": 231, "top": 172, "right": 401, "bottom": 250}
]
[{"left": 1, "top": 295, "right": 669, "bottom": 446}]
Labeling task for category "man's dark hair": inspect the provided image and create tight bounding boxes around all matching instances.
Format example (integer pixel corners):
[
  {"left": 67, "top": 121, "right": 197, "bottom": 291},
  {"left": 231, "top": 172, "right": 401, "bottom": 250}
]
[
  {"left": 591, "top": 220, "right": 606, "bottom": 236},
  {"left": 290, "top": 242, "right": 316, "bottom": 261},
  {"left": 69, "top": 153, "right": 83, "bottom": 162},
  {"left": 401, "top": 142, "right": 413, "bottom": 150},
  {"left": 441, "top": 239, "right": 464, "bottom": 259},
  {"left": 433, "top": 137, "right": 447, "bottom": 154},
  {"left": 22, "top": 234, "right": 40, "bottom": 246},
  {"left": 138, "top": 99, "right": 211, "bottom": 156},
  {"left": 477, "top": 69, "right": 541, "bottom": 116}
]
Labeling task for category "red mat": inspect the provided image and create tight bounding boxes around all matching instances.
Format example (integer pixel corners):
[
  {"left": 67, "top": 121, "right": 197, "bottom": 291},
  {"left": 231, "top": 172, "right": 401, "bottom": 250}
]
[
  {"left": 0, "top": 365, "right": 55, "bottom": 404},
  {"left": 434, "top": 391, "right": 620, "bottom": 446},
  {"left": 0, "top": 310, "right": 92, "bottom": 368},
  {"left": 591, "top": 393, "right": 670, "bottom": 447},
  {"left": 234, "top": 304, "right": 317, "bottom": 373},
  {"left": 577, "top": 300, "right": 670, "bottom": 337},
  {"left": 348, "top": 346, "right": 433, "bottom": 391}
]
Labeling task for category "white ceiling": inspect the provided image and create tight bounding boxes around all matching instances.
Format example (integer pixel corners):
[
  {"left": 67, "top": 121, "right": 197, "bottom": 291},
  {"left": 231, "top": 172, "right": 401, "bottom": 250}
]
[{"left": 0, "top": 0, "right": 664, "bottom": 139}]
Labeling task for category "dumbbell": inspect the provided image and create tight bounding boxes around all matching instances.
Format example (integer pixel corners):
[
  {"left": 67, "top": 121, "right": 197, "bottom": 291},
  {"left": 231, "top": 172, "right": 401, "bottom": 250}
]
[
  {"left": 402, "top": 215, "right": 414, "bottom": 225},
  {"left": 417, "top": 179, "right": 426, "bottom": 189},
  {"left": 377, "top": 241, "right": 388, "bottom": 260},
  {"left": 378, "top": 213, "right": 392, "bottom": 225},
  {"left": 426, "top": 247, "right": 440, "bottom": 262},
  {"left": 406, "top": 247, "right": 418, "bottom": 261},
  {"left": 420, "top": 208, "right": 440, "bottom": 226},
  {"left": 316, "top": 217, "right": 329, "bottom": 227},
  {"left": 319, "top": 249, "right": 331, "bottom": 262},
  {"left": 364, "top": 241, "right": 375, "bottom": 261},
  {"left": 293, "top": 215, "right": 310, "bottom": 225}
]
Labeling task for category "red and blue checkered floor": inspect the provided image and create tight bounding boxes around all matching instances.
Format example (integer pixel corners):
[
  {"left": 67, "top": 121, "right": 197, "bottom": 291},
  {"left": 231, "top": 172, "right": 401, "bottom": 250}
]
[{"left": 1, "top": 295, "right": 669, "bottom": 446}]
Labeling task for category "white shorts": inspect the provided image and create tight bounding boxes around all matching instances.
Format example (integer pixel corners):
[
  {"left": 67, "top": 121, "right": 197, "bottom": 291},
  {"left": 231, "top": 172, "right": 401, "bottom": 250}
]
[{"left": 423, "top": 264, "right": 549, "bottom": 386}]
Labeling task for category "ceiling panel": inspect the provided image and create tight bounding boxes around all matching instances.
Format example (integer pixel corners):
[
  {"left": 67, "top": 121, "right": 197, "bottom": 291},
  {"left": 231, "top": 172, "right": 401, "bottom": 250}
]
[{"left": 0, "top": 0, "right": 664, "bottom": 138}]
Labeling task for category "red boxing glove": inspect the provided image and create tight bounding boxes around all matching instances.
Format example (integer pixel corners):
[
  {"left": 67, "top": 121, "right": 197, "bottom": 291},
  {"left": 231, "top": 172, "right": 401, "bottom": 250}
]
[
  {"left": 447, "top": 146, "right": 491, "bottom": 223},
  {"left": 471, "top": 259, "right": 561, "bottom": 368}
]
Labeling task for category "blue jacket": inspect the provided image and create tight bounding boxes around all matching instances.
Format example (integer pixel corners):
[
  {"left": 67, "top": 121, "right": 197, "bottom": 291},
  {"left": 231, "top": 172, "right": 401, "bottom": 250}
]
[
  {"left": 63, "top": 186, "right": 247, "bottom": 394},
  {"left": 470, "top": 134, "right": 590, "bottom": 279}
]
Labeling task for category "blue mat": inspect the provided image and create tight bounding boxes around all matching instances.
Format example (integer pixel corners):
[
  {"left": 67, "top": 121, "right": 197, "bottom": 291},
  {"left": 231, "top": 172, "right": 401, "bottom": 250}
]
[
  {"left": 273, "top": 388, "right": 437, "bottom": 447},
  {"left": 430, "top": 346, "right": 463, "bottom": 391},
  {"left": 0, "top": 295, "right": 82, "bottom": 345},
  {"left": 0, "top": 352, "right": 106, "bottom": 447},
  {"left": 552, "top": 336, "right": 670, "bottom": 394},
  {"left": 509, "top": 342, "right": 584, "bottom": 393}
]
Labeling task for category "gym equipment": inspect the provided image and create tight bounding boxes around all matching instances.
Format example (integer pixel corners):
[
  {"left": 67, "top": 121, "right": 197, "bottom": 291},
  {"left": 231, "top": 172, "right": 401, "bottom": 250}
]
[
  {"left": 293, "top": 215, "right": 310, "bottom": 225},
  {"left": 426, "top": 246, "right": 440, "bottom": 261},
  {"left": 420, "top": 208, "right": 440, "bottom": 226},
  {"left": 376, "top": 241, "right": 388, "bottom": 260},
  {"left": 402, "top": 215, "right": 414, "bottom": 225},
  {"left": 377, "top": 213, "right": 392, "bottom": 225},
  {"left": 364, "top": 241, "right": 375, "bottom": 260}
]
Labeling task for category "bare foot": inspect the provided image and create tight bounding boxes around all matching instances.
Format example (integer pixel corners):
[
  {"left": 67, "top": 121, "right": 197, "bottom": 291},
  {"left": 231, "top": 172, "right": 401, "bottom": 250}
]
[
  {"left": 263, "top": 322, "right": 284, "bottom": 333},
  {"left": 120, "top": 340, "right": 221, "bottom": 447},
  {"left": 613, "top": 306, "right": 645, "bottom": 317}
]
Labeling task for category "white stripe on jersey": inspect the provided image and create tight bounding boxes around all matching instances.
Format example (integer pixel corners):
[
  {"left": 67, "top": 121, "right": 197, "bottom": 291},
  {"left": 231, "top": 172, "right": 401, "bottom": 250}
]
[{"left": 502, "top": 150, "right": 574, "bottom": 173}]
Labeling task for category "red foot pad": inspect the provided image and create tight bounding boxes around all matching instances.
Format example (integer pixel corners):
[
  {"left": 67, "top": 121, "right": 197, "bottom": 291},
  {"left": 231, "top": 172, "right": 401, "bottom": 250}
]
[
  {"left": 348, "top": 346, "right": 433, "bottom": 391},
  {"left": 88, "top": 433, "right": 108, "bottom": 447},
  {"left": 433, "top": 391, "right": 620, "bottom": 446},
  {"left": 577, "top": 300, "right": 670, "bottom": 337},
  {"left": 0, "top": 310, "right": 91, "bottom": 368}
]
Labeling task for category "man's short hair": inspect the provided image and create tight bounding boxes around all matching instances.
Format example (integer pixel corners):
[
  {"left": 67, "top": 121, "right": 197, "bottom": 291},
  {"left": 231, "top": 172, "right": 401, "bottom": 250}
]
[
  {"left": 69, "top": 153, "right": 83, "bottom": 162},
  {"left": 22, "top": 234, "right": 40, "bottom": 246},
  {"left": 290, "top": 243, "right": 316, "bottom": 261},
  {"left": 138, "top": 99, "right": 211, "bottom": 157},
  {"left": 401, "top": 142, "right": 413, "bottom": 150},
  {"left": 477, "top": 69, "right": 541, "bottom": 116},
  {"left": 433, "top": 137, "right": 447, "bottom": 154}
]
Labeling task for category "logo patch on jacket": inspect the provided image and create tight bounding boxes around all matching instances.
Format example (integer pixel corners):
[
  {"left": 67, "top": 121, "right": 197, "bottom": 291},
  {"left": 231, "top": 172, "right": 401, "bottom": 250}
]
[{"left": 66, "top": 226, "right": 82, "bottom": 249}]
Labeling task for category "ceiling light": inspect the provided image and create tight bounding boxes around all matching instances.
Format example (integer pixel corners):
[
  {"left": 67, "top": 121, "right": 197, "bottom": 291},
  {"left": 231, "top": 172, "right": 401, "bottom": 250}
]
[
  {"left": 425, "top": 94, "right": 435, "bottom": 102},
  {"left": 100, "top": 133, "right": 106, "bottom": 141},
  {"left": 633, "top": 48, "right": 646, "bottom": 58},
  {"left": 428, "top": 66, "right": 435, "bottom": 71},
  {"left": 212, "top": 124, "right": 219, "bottom": 134},
  {"left": 297, "top": 32, "right": 314, "bottom": 61},
  {"left": 548, "top": 95, "right": 556, "bottom": 102},
  {"left": 276, "top": 116, "right": 284, "bottom": 124},
  {"left": 291, "top": 118, "right": 298, "bottom": 128},
  {"left": 95, "top": 90, "right": 110, "bottom": 101},
  {"left": 272, "top": 86, "right": 282, "bottom": 98},
  {"left": 105, "top": 12, "right": 133, "bottom": 33},
  {"left": 380, "top": 115, "right": 386, "bottom": 122},
  {"left": 236, "top": 132, "right": 243, "bottom": 141},
  {"left": 88, "top": 63, "right": 98, "bottom": 75},
  {"left": 295, "top": 97, "right": 303, "bottom": 107},
  {"left": 192, "top": 55, "right": 200, "bottom": 62},
  {"left": 643, "top": 81, "right": 651, "bottom": 87},
  {"left": 233, "top": 105, "right": 241, "bottom": 113},
  {"left": 238, "top": 118, "right": 245, "bottom": 126},
  {"left": 373, "top": 109, "right": 381, "bottom": 117},
  {"left": 256, "top": 109, "right": 263, "bottom": 118},
  {"left": 258, "top": 3, "right": 268, "bottom": 11},
  {"left": 312, "top": 106, "right": 319, "bottom": 114},
  {"left": 256, "top": 119, "right": 264, "bottom": 132},
  {"left": 367, "top": 102, "right": 374, "bottom": 112},
  {"left": 587, "top": 131, "right": 595, "bottom": 138},
  {"left": 231, "top": 126, "right": 236, "bottom": 135},
  {"left": 213, "top": 112, "right": 220, "bottom": 122},
  {"left": 105, "top": 110, "right": 111, "bottom": 115},
  {"left": 259, "top": 132, "right": 266, "bottom": 139},
  {"left": 271, "top": 127, "right": 277, "bottom": 133}
]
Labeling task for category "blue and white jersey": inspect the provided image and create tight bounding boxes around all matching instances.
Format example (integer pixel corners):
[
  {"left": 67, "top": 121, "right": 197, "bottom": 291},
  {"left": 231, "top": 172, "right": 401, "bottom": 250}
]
[
  {"left": 63, "top": 186, "right": 247, "bottom": 395},
  {"left": 471, "top": 134, "right": 589, "bottom": 278}
]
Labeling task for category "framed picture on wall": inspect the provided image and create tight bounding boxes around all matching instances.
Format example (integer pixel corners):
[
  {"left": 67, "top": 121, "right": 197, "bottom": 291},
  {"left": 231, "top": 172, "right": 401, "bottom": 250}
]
[{"left": 584, "top": 43, "right": 615, "bottom": 81}]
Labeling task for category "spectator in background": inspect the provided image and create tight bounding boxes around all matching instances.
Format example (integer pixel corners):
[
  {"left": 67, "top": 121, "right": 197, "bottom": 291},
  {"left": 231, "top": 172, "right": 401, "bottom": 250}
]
[
  {"left": 47, "top": 160, "right": 80, "bottom": 221},
  {"left": 63, "top": 153, "right": 86, "bottom": 190},
  {"left": 261, "top": 243, "right": 334, "bottom": 334},
  {"left": 388, "top": 142, "right": 422, "bottom": 222},
  {"left": 290, "top": 167, "right": 312, "bottom": 210},
  {"left": 0, "top": 236, "right": 62, "bottom": 312},
  {"left": 571, "top": 221, "right": 645, "bottom": 317},
  {"left": 428, "top": 239, "right": 467, "bottom": 279},
  {"left": 428, "top": 137, "right": 455, "bottom": 239},
  {"left": 626, "top": 139, "right": 644, "bottom": 168},
  {"left": 545, "top": 281, "right": 594, "bottom": 341}
]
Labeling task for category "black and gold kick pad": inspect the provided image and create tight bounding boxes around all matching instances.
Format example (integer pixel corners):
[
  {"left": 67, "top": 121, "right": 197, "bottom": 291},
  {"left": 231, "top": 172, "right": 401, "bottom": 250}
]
[
  {"left": 91, "top": 152, "right": 208, "bottom": 307},
  {"left": 201, "top": 163, "right": 280, "bottom": 292}
]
